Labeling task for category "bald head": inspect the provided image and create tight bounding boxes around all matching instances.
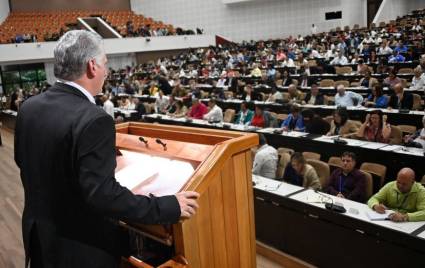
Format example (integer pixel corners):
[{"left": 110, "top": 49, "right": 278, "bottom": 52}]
[{"left": 396, "top": 168, "right": 415, "bottom": 193}]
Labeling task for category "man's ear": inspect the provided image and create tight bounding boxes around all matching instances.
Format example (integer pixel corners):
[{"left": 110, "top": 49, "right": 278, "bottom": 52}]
[{"left": 87, "top": 59, "right": 96, "bottom": 79}]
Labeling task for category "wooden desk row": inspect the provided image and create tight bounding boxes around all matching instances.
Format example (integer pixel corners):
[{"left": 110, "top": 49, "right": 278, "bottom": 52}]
[
  {"left": 253, "top": 175, "right": 425, "bottom": 268},
  {"left": 143, "top": 114, "right": 425, "bottom": 181}
]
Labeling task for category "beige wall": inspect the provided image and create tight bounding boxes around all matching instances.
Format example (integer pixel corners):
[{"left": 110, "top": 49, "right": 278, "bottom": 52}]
[{"left": 10, "top": 0, "right": 130, "bottom": 11}]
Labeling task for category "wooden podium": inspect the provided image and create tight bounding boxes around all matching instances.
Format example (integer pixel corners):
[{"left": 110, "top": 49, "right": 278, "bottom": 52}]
[{"left": 115, "top": 122, "right": 258, "bottom": 268}]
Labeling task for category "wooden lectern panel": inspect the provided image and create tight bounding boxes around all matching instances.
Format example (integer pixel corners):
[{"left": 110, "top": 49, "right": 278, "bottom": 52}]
[{"left": 115, "top": 122, "right": 258, "bottom": 268}]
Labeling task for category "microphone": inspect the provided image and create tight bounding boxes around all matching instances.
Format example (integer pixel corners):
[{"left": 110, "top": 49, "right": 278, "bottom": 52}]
[
  {"left": 138, "top": 136, "right": 149, "bottom": 147},
  {"left": 155, "top": 138, "right": 167, "bottom": 151},
  {"left": 314, "top": 190, "right": 346, "bottom": 213}
]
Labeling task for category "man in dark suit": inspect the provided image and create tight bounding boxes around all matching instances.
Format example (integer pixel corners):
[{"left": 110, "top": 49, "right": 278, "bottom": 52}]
[
  {"left": 303, "top": 83, "right": 325, "bottom": 105},
  {"left": 14, "top": 30, "right": 199, "bottom": 268},
  {"left": 388, "top": 82, "right": 414, "bottom": 110}
]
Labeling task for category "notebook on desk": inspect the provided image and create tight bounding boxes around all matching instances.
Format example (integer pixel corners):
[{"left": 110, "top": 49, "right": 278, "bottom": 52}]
[{"left": 365, "top": 209, "right": 394, "bottom": 221}]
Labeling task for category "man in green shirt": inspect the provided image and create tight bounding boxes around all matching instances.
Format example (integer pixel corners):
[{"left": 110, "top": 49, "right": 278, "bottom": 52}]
[{"left": 368, "top": 168, "right": 425, "bottom": 222}]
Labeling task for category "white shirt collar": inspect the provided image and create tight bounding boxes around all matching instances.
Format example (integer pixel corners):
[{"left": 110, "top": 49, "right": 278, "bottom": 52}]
[{"left": 58, "top": 80, "right": 96, "bottom": 104}]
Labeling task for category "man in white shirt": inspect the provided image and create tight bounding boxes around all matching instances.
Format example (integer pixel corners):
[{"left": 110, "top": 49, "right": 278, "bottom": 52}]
[
  {"left": 252, "top": 134, "right": 278, "bottom": 179},
  {"left": 154, "top": 90, "right": 169, "bottom": 114},
  {"left": 203, "top": 98, "right": 223, "bottom": 122},
  {"left": 330, "top": 50, "right": 348, "bottom": 65},
  {"left": 335, "top": 84, "right": 364, "bottom": 107},
  {"left": 410, "top": 66, "right": 425, "bottom": 91},
  {"left": 101, "top": 94, "right": 115, "bottom": 118}
]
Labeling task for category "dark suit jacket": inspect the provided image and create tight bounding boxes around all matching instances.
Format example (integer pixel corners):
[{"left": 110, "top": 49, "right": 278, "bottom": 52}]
[
  {"left": 15, "top": 82, "right": 180, "bottom": 268},
  {"left": 388, "top": 92, "right": 413, "bottom": 110},
  {"left": 304, "top": 93, "right": 324, "bottom": 105}
]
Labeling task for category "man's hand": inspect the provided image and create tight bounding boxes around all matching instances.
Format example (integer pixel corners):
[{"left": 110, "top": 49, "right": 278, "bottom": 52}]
[
  {"left": 373, "top": 203, "right": 387, "bottom": 214},
  {"left": 175, "top": 191, "right": 200, "bottom": 220},
  {"left": 389, "top": 212, "right": 408, "bottom": 222}
]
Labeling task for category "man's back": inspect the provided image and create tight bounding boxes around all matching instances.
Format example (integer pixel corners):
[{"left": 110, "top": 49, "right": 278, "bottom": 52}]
[{"left": 15, "top": 83, "right": 180, "bottom": 267}]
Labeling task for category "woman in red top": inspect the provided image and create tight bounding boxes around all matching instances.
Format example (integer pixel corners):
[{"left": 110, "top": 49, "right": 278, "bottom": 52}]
[
  {"left": 356, "top": 110, "right": 391, "bottom": 143},
  {"left": 251, "top": 105, "right": 265, "bottom": 128}
]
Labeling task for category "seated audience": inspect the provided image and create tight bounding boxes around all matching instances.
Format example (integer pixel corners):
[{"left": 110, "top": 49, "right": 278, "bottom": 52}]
[
  {"left": 303, "top": 83, "right": 324, "bottom": 105},
  {"left": 368, "top": 168, "right": 425, "bottom": 222},
  {"left": 281, "top": 69, "right": 293, "bottom": 87},
  {"left": 382, "top": 69, "right": 402, "bottom": 89},
  {"left": 403, "top": 115, "right": 425, "bottom": 148},
  {"left": 203, "top": 98, "right": 223, "bottom": 122},
  {"left": 234, "top": 101, "right": 254, "bottom": 125},
  {"left": 187, "top": 97, "right": 208, "bottom": 119},
  {"left": 286, "top": 84, "right": 304, "bottom": 104},
  {"left": 388, "top": 50, "right": 406, "bottom": 63},
  {"left": 154, "top": 90, "right": 169, "bottom": 114},
  {"left": 326, "top": 152, "right": 367, "bottom": 203},
  {"left": 298, "top": 72, "right": 313, "bottom": 87},
  {"left": 281, "top": 104, "right": 304, "bottom": 131},
  {"left": 330, "top": 50, "right": 348, "bottom": 65},
  {"left": 301, "top": 109, "right": 330, "bottom": 135},
  {"left": 133, "top": 97, "right": 146, "bottom": 119},
  {"left": 359, "top": 70, "right": 378, "bottom": 88},
  {"left": 241, "top": 84, "right": 262, "bottom": 102},
  {"left": 251, "top": 105, "right": 266, "bottom": 128},
  {"left": 168, "top": 100, "right": 188, "bottom": 118},
  {"left": 388, "top": 83, "right": 413, "bottom": 110},
  {"left": 282, "top": 152, "right": 322, "bottom": 190},
  {"left": 101, "top": 94, "right": 114, "bottom": 118},
  {"left": 327, "top": 108, "right": 359, "bottom": 137},
  {"left": 252, "top": 134, "right": 278, "bottom": 179},
  {"left": 335, "top": 84, "right": 363, "bottom": 107},
  {"left": 364, "top": 84, "right": 388, "bottom": 108},
  {"left": 266, "top": 86, "right": 283, "bottom": 103},
  {"left": 356, "top": 110, "right": 391, "bottom": 143},
  {"left": 410, "top": 66, "right": 425, "bottom": 91}
]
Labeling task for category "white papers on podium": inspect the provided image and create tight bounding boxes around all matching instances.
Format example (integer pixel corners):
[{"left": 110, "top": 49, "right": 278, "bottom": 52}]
[
  {"left": 115, "top": 150, "right": 195, "bottom": 196},
  {"left": 365, "top": 209, "right": 394, "bottom": 221},
  {"left": 115, "top": 163, "right": 158, "bottom": 190}
]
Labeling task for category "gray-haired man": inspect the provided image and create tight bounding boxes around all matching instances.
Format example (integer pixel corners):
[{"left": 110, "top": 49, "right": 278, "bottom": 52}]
[{"left": 15, "top": 30, "right": 199, "bottom": 268}]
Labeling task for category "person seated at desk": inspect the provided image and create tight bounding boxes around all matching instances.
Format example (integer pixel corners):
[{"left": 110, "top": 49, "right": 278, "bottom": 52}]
[
  {"left": 187, "top": 97, "right": 208, "bottom": 119},
  {"left": 303, "top": 83, "right": 324, "bottom": 105},
  {"left": 356, "top": 110, "right": 391, "bottom": 143},
  {"left": 298, "top": 72, "right": 312, "bottom": 88},
  {"left": 335, "top": 84, "right": 364, "bottom": 107},
  {"left": 363, "top": 84, "right": 389, "bottom": 108},
  {"left": 241, "top": 84, "right": 262, "bottom": 102},
  {"left": 133, "top": 97, "right": 146, "bottom": 119},
  {"left": 409, "top": 66, "right": 425, "bottom": 91},
  {"left": 282, "top": 152, "right": 322, "bottom": 190},
  {"left": 326, "top": 152, "right": 367, "bottom": 203},
  {"left": 235, "top": 101, "right": 254, "bottom": 125},
  {"left": 281, "top": 104, "right": 305, "bottom": 131},
  {"left": 250, "top": 63, "right": 262, "bottom": 77},
  {"left": 301, "top": 109, "right": 330, "bottom": 135},
  {"left": 101, "top": 93, "right": 114, "bottom": 118},
  {"left": 382, "top": 69, "right": 402, "bottom": 90},
  {"left": 167, "top": 100, "right": 187, "bottom": 118},
  {"left": 119, "top": 96, "right": 131, "bottom": 109},
  {"left": 154, "top": 90, "right": 169, "bottom": 114},
  {"left": 388, "top": 50, "right": 405, "bottom": 63},
  {"left": 327, "top": 107, "right": 359, "bottom": 137},
  {"left": 203, "top": 98, "right": 223, "bottom": 122},
  {"left": 252, "top": 134, "right": 278, "bottom": 179},
  {"left": 359, "top": 70, "right": 378, "bottom": 89},
  {"left": 250, "top": 105, "right": 277, "bottom": 128},
  {"left": 388, "top": 83, "right": 413, "bottom": 110},
  {"left": 286, "top": 84, "right": 304, "bottom": 104},
  {"left": 330, "top": 50, "right": 348, "bottom": 65},
  {"left": 368, "top": 168, "right": 425, "bottom": 222},
  {"left": 266, "top": 86, "right": 283, "bottom": 103},
  {"left": 279, "top": 69, "right": 292, "bottom": 87},
  {"left": 403, "top": 115, "right": 425, "bottom": 149}
]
